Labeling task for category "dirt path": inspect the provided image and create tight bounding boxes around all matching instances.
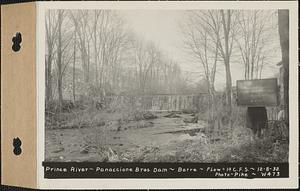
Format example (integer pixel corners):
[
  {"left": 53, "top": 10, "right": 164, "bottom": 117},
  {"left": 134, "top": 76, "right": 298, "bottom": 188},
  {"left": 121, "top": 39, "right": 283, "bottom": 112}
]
[{"left": 45, "top": 112, "right": 206, "bottom": 162}]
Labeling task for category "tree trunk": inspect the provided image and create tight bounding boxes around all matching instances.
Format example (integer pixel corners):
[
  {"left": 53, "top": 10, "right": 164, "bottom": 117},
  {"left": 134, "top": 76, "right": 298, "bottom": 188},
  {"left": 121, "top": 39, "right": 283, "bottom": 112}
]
[
  {"left": 224, "top": 58, "right": 232, "bottom": 110},
  {"left": 220, "top": 10, "right": 233, "bottom": 131},
  {"left": 278, "top": 10, "right": 289, "bottom": 124},
  {"left": 94, "top": 31, "right": 98, "bottom": 86},
  {"left": 221, "top": 10, "right": 232, "bottom": 115},
  {"left": 87, "top": 40, "right": 90, "bottom": 83},
  {"left": 73, "top": 31, "right": 76, "bottom": 102},
  {"left": 46, "top": 53, "right": 52, "bottom": 108},
  {"left": 57, "top": 10, "right": 63, "bottom": 112}
]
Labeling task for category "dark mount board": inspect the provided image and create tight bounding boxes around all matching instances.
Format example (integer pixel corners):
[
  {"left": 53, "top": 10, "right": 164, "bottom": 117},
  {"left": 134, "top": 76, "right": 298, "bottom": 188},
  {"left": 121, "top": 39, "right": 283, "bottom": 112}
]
[{"left": 236, "top": 78, "right": 279, "bottom": 107}]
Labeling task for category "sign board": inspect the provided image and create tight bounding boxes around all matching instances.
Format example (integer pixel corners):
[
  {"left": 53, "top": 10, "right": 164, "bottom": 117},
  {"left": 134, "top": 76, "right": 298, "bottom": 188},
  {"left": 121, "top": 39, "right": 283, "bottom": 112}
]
[{"left": 236, "top": 78, "right": 278, "bottom": 107}]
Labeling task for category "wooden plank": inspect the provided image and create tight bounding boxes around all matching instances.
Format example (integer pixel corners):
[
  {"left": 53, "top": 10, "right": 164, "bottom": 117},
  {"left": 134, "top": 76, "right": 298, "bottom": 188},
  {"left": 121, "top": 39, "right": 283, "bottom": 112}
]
[{"left": 237, "top": 78, "right": 279, "bottom": 107}]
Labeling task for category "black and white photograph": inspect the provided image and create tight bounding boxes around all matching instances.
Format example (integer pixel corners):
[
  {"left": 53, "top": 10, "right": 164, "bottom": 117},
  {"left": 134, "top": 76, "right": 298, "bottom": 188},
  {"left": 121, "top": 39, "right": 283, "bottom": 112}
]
[{"left": 44, "top": 8, "right": 289, "bottom": 164}]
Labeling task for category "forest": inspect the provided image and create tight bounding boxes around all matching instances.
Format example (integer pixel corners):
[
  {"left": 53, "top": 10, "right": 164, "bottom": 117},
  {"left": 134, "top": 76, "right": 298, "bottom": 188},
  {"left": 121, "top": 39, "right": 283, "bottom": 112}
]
[
  {"left": 45, "top": 9, "right": 289, "bottom": 163},
  {"left": 46, "top": 10, "right": 191, "bottom": 110}
]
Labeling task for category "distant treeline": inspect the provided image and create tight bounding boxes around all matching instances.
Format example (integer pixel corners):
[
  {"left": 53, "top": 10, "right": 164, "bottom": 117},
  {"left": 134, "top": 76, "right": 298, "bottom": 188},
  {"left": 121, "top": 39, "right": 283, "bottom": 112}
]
[{"left": 45, "top": 10, "right": 192, "bottom": 111}]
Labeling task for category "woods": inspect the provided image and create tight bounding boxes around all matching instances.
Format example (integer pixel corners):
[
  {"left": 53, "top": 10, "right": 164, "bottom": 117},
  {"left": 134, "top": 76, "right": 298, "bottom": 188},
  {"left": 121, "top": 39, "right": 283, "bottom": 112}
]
[
  {"left": 46, "top": 10, "right": 188, "bottom": 113},
  {"left": 180, "top": 10, "right": 281, "bottom": 130},
  {"left": 45, "top": 9, "right": 288, "bottom": 163}
]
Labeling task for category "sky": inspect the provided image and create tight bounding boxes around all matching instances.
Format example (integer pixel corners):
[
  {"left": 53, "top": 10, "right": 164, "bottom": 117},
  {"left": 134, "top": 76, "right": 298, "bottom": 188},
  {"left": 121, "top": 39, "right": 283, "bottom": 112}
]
[{"left": 118, "top": 10, "right": 282, "bottom": 90}]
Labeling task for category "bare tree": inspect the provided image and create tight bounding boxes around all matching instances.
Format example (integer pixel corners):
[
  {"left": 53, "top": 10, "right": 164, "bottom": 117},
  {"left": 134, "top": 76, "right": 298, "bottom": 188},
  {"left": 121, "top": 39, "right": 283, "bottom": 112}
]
[
  {"left": 181, "top": 10, "right": 237, "bottom": 128},
  {"left": 183, "top": 10, "right": 238, "bottom": 114},
  {"left": 235, "top": 10, "right": 277, "bottom": 80},
  {"left": 72, "top": 28, "right": 76, "bottom": 102},
  {"left": 55, "top": 10, "right": 73, "bottom": 111},
  {"left": 46, "top": 9, "right": 188, "bottom": 108},
  {"left": 45, "top": 10, "right": 59, "bottom": 107},
  {"left": 56, "top": 10, "right": 64, "bottom": 111},
  {"left": 182, "top": 11, "right": 220, "bottom": 98},
  {"left": 219, "top": 10, "right": 238, "bottom": 115},
  {"left": 70, "top": 10, "right": 91, "bottom": 85},
  {"left": 91, "top": 10, "right": 102, "bottom": 85}
]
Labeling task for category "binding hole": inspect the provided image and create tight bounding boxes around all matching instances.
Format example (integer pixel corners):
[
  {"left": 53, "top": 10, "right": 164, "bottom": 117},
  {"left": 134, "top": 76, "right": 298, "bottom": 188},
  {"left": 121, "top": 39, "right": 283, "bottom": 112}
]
[
  {"left": 12, "top": 32, "right": 22, "bottom": 52},
  {"left": 13, "top": 137, "right": 22, "bottom": 155}
]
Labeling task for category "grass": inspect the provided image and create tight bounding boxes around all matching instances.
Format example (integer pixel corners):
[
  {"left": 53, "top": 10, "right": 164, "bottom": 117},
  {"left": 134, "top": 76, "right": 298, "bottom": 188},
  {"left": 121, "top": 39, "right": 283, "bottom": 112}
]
[
  {"left": 95, "top": 123, "right": 288, "bottom": 163},
  {"left": 45, "top": 98, "right": 289, "bottom": 163}
]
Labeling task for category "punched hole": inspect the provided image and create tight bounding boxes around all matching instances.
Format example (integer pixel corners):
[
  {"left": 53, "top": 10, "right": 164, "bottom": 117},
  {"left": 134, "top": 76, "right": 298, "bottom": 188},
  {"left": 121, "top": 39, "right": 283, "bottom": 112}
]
[
  {"left": 13, "top": 137, "right": 22, "bottom": 155},
  {"left": 12, "top": 32, "right": 22, "bottom": 52}
]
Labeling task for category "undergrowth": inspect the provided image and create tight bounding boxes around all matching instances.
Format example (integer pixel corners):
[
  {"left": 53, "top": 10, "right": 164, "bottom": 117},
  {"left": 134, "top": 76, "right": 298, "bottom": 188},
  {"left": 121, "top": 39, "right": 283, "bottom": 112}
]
[{"left": 45, "top": 97, "right": 288, "bottom": 163}]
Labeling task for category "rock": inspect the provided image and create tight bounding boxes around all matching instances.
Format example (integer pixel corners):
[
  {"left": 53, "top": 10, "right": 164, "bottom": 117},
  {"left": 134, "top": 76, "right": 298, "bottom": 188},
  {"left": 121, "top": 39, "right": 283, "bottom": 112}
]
[
  {"left": 183, "top": 116, "right": 198, "bottom": 123},
  {"left": 80, "top": 149, "right": 89, "bottom": 154},
  {"left": 182, "top": 109, "right": 196, "bottom": 114},
  {"left": 109, "top": 121, "right": 121, "bottom": 131},
  {"left": 96, "top": 121, "right": 105, "bottom": 126},
  {"left": 142, "top": 112, "right": 157, "bottom": 120},
  {"left": 52, "top": 147, "right": 64, "bottom": 153},
  {"left": 164, "top": 112, "right": 181, "bottom": 118}
]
